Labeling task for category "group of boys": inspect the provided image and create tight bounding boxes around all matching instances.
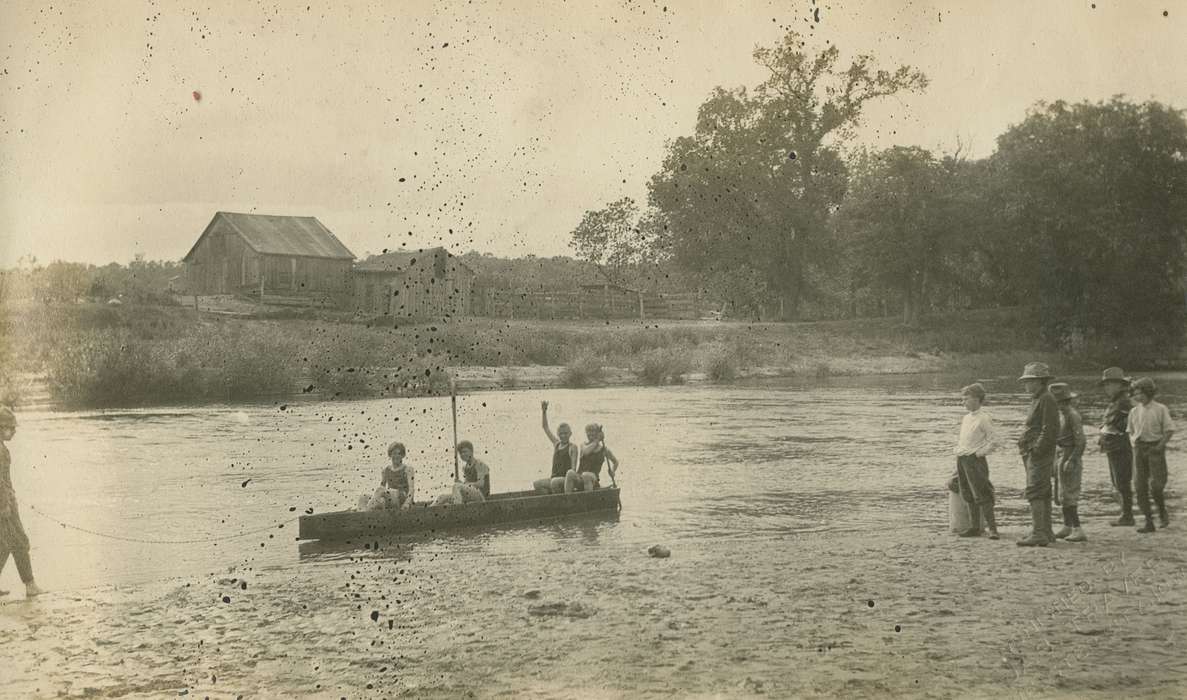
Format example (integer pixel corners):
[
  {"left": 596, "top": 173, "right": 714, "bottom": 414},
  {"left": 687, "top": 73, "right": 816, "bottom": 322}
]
[{"left": 953, "top": 362, "right": 1175, "bottom": 547}]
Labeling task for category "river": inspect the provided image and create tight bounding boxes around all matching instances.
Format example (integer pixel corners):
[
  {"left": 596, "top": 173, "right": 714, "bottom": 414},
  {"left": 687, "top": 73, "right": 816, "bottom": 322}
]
[{"left": 2, "top": 374, "right": 1184, "bottom": 698}]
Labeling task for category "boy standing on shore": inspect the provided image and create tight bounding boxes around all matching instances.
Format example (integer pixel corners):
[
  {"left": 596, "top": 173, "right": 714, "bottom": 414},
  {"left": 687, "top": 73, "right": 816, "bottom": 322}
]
[
  {"left": 953, "top": 383, "right": 1000, "bottom": 539},
  {"left": 0, "top": 406, "right": 45, "bottom": 598},
  {"left": 1128, "top": 377, "right": 1174, "bottom": 533},
  {"left": 1050, "top": 383, "right": 1087, "bottom": 542},
  {"left": 1017, "top": 362, "right": 1060, "bottom": 547},
  {"left": 1097, "top": 367, "right": 1135, "bottom": 526}
]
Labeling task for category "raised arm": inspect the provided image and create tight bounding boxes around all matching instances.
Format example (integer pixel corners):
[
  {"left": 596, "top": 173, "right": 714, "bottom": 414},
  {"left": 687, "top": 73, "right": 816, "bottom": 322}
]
[{"left": 541, "top": 401, "right": 559, "bottom": 445}]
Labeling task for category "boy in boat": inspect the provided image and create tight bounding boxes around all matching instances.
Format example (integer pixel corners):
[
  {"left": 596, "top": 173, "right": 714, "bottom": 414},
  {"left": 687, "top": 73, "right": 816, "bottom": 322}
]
[
  {"left": 1050, "top": 383, "right": 1087, "bottom": 542},
  {"left": 358, "top": 441, "right": 416, "bottom": 511},
  {"left": 1097, "top": 367, "right": 1135, "bottom": 526},
  {"left": 564, "top": 424, "right": 619, "bottom": 493},
  {"left": 0, "top": 406, "right": 46, "bottom": 598},
  {"left": 534, "top": 401, "right": 579, "bottom": 495},
  {"left": 952, "top": 383, "right": 1000, "bottom": 539},
  {"left": 433, "top": 441, "right": 491, "bottom": 505},
  {"left": 1016, "top": 362, "right": 1060, "bottom": 547},
  {"left": 1128, "top": 377, "right": 1174, "bottom": 533}
]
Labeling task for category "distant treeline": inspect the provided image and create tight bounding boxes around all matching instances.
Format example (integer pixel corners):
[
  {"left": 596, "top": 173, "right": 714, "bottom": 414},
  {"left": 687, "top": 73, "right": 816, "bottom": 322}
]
[
  {"left": 0, "top": 255, "right": 184, "bottom": 306},
  {"left": 568, "top": 31, "right": 1187, "bottom": 356}
]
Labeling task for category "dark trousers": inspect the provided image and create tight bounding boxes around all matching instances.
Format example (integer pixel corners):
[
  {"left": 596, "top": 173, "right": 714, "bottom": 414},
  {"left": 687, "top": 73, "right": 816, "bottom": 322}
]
[
  {"left": 1106, "top": 443, "right": 1134, "bottom": 513},
  {"left": 956, "top": 455, "right": 995, "bottom": 507},
  {"left": 1134, "top": 442, "right": 1169, "bottom": 519},
  {"left": 0, "top": 546, "right": 34, "bottom": 584},
  {"left": 1023, "top": 452, "right": 1054, "bottom": 502}
]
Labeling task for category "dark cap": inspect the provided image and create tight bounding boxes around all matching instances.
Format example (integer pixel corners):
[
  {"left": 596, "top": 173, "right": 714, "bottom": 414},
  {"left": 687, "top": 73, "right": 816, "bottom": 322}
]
[{"left": 1097, "top": 367, "right": 1131, "bottom": 386}]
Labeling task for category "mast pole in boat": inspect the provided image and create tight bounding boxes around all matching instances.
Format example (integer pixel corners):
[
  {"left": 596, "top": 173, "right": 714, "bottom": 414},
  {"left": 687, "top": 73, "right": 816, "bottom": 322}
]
[{"left": 450, "top": 379, "right": 460, "bottom": 482}]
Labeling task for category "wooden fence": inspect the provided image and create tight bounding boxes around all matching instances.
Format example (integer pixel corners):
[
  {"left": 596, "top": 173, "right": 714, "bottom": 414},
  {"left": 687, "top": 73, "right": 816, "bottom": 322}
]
[{"left": 475, "top": 289, "right": 716, "bottom": 320}]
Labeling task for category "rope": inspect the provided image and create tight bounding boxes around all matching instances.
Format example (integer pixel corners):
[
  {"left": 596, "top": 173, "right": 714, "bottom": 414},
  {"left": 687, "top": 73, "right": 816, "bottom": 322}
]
[{"left": 25, "top": 503, "right": 299, "bottom": 545}]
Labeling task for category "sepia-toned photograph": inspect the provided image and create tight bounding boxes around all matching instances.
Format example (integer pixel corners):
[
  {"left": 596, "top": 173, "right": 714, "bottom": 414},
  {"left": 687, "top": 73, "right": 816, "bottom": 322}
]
[{"left": 1, "top": 1, "right": 1185, "bottom": 697}]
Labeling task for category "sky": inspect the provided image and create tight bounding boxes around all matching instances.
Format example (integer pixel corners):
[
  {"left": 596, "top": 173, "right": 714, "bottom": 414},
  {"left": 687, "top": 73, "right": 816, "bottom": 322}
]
[{"left": 1, "top": 0, "right": 1184, "bottom": 266}]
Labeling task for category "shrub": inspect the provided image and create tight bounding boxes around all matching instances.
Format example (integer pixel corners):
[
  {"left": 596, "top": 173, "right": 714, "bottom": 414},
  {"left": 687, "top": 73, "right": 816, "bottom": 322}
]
[
  {"left": 703, "top": 346, "right": 739, "bottom": 382},
  {"left": 559, "top": 352, "right": 605, "bottom": 388},
  {"left": 635, "top": 347, "right": 693, "bottom": 385}
]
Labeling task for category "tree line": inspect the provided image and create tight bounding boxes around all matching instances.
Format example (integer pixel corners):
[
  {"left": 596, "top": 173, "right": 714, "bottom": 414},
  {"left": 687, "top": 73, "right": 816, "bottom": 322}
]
[{"left": 571, "top": 32, "right": 1187, "bottom": 356}]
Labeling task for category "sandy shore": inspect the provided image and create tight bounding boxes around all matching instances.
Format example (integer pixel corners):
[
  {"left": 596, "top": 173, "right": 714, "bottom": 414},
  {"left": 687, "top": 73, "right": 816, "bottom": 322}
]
[{"left": 3, "top": 506, "right": 1185, "bottom": 699}]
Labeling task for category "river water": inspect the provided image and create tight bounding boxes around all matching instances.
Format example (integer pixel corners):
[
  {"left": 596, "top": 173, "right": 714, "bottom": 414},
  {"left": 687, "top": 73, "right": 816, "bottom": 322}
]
[{"left": 2, "top": 374, "right": 1184, "bottom": 697}]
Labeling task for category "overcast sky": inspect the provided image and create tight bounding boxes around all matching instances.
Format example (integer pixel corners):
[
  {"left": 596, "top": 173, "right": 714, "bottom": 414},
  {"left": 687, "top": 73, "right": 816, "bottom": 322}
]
[{"left": 1, "top": 0, "right": 1184, "bottom": 266}]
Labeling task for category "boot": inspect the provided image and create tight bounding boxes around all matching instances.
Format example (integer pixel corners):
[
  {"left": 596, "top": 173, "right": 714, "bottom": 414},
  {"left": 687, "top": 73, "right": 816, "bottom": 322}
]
[
  {"left": 1155, "top": 494, "right": 1169, "bottom": 529},
  {"left": 1017, "top": 500, "right": 1049, "bottom": 547},
  {"left": 1054, "top": 506, "right": 1074, "bottom": 539},
  {"left": 1137, "top": 517, "right": 1156, "bottom": 534},
  {"left": 959, "top": 502, "right": 983, "bottom": 537},
  {"left": 983, "top": 504, "right": 1000, "bottom": 540},
  {"left": 1043, "top": 499, "right": 1057, "bottom": 543},
  {"left": 1111, "top": 495, "right": 1134, "bottom": 526}
]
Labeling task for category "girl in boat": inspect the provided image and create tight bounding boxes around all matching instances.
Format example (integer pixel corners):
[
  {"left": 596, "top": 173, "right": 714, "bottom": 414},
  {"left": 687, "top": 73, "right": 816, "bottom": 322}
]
[
  {"left": 433, "top": 440, "right": 491, "bottom": 505},
  {"left": 0, "top": 406, "right": 46, "bottom": 598},
  {"left": 534, "top": 401, "right": 579, "bottom": 495},
  {"left": 358, "top": 441, "right": 415, "bottom": 511},
  {"left": 564, "top": 424, "right": 619, "bottom": 493}
]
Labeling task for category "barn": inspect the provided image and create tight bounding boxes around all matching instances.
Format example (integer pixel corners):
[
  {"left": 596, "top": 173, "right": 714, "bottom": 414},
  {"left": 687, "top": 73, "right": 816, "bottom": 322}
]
[
  {"left": 353, "top": 247, "right": 474, "bottom": 318},
  {"left": 182, "top": 212, "right": 355, "bottom": 304}
]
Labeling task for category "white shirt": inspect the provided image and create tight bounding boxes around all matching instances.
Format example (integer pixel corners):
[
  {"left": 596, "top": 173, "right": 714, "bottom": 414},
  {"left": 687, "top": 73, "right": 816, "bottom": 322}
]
[
  {"left": 1128, "top": 401, "right": 1174, "bottom": 443},
  {"left": 955, "top": 409, "right": 999, "bottom": 457}
]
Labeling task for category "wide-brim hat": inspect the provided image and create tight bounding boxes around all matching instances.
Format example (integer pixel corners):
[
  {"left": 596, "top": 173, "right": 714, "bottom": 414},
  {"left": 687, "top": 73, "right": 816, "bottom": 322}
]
[
  {"left": 1097, "top": 367, "right": 1131, "bottom": 386},
  {"left": 1049, "top": 382, "right": 1077, "bottom": 402},
  {"left": 1018, "top": 362, "right": 1054, "bottom": 381}
]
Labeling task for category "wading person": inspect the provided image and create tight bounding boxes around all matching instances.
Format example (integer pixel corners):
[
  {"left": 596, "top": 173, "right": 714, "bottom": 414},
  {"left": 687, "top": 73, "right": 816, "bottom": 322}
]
[
  {"left": 1128, "top": 377, "right": 1174, "bottom": 533},
  {"left": 1097, "top": 367, "right": 1135, "bottom": 526},
  {"left": 565, "top": 424, "right": 619, "bottom": 493},
  {"left": 953, "top": 383, "right": 1000, "bottom": 539},
  {"left": 1017, "top": 362, "right": 1060, "bottom": 547},
  {"left": 1050, "top": 383, "right": 1087, "bottom": 542},
  {"left": 534, "top": 401, "right": 579, "bottom": 495},
  {"left": 359, "top": 441, "right": 416, "bottom": 511},
  {"left": 433, "top": 441, "right": 491, "bottom": 505},
  {"left": 0, "top": 406, "right": 45, "bottom": 598}
]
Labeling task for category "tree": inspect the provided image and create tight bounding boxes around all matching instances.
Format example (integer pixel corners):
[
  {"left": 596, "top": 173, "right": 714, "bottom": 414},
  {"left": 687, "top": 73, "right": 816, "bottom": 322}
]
[
  {"left": 992, "top": 98, "right": 1187, "bottom": 355},
  {"left": 570, "top": 197, "right": 670, "bottom": 288},
  {"left": 648, "top": 32, "right": 928, "bottom": 319}
]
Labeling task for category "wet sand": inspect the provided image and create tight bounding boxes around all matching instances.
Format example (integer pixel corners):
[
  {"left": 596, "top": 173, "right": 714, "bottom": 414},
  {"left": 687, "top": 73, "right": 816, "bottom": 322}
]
[{"left": 3, "top": 509, "right": 1185, "bottom": 699}]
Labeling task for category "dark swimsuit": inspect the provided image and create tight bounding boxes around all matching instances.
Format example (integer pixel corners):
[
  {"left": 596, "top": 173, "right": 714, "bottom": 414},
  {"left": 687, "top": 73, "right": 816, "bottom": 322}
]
[
  {"left": 551, "top": 443, "right": 573, "bottom": 478},
  {"left": 578, "top": 445, "right": 605, "bottom": 486}
]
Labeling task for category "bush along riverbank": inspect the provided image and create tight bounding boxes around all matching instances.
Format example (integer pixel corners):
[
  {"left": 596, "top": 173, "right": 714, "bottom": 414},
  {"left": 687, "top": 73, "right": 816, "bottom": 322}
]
[{"left": 2, "top": 302, "right": 1179, "bottom": 410}]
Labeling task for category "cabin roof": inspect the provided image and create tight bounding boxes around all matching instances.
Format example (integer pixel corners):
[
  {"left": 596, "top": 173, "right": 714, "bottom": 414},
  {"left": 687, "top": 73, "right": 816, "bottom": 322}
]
[{"left": 183, "top": 212, "right": 355, "bottom": 261}]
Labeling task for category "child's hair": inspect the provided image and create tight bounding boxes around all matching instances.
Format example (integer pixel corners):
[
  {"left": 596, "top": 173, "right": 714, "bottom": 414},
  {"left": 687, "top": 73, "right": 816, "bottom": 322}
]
[
  {"left": 387, "top": 441, "right": 406, "bottom": 458},
  {"left": 1131, "top": 377, "right": 1157, "bottom": 398},
  {"left": 960, "top": 383, "right": 987, "bottom": 403},
  {"left": 0, "top": 405, "right": 15, "bottom": 428},
  {"left": 457, "top": 440, "right": 474, "bottom": 453},
  {"left": 585, "top": 423, "right": 604, "bottom": 441}
]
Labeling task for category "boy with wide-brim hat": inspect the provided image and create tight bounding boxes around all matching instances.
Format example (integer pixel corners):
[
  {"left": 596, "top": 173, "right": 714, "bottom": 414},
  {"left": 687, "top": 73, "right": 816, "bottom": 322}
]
[
  {"left": 1097, "top": 367, "right": 1135, "bottom": 526},
  {"left": 1127, "top": 377, "right": 1174, "bottom": 532},
  {"left": 1050, "top": 383, "right": 1088, "bottom": 542},
  {"left": 1016, "top": 362, "right": 1060, "bottom": 547}
]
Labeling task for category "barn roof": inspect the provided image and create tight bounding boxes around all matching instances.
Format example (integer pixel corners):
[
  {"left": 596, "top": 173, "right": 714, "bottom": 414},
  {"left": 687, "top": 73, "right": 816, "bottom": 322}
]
[
  {"left": 355, "top": 247, "right": 473, "bottom": 274},
  {"left": 184, "top": 212, "right": 355, "bottom": 261}
]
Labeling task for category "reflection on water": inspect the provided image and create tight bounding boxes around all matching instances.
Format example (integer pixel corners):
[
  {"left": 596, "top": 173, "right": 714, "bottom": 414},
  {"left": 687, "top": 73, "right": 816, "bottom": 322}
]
[{"left": 2, "top": 374, "right": 1182, "bottom": 591}]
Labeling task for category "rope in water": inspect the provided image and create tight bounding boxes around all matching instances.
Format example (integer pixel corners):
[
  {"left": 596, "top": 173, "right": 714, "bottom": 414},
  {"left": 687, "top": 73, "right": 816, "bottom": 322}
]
[{"left": 25, "top": 503, "right": 299, "bottom": 545}]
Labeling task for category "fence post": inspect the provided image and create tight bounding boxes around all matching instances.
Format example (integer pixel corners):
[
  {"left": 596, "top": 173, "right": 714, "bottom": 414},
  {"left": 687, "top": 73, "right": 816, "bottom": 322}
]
[{"left": 638, "top": 291, "right": 645, "bottom": 320}]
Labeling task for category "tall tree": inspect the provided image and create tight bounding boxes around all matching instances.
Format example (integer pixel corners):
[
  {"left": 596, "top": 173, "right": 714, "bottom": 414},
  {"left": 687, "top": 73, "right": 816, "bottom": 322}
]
[
  {"left": 992, "top": 98, "right": 1187, "bottom": 355},
  {"left": 570, "top": 197, "right": 669, "bottom": 288},
  {"left": 648, "top": 32, "right": 928, "bottom": 319}
]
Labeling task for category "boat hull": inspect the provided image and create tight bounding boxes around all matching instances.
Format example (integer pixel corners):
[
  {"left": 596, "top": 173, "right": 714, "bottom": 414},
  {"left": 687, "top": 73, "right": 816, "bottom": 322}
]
[{"left": 297, "top": 487, "right": 621, "bottom": 541}]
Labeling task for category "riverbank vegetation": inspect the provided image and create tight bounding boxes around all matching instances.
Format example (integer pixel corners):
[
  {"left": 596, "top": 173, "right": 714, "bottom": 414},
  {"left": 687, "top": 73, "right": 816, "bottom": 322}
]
[{"left": 0, "top": 301, "right": 1134, "bottom": 409}]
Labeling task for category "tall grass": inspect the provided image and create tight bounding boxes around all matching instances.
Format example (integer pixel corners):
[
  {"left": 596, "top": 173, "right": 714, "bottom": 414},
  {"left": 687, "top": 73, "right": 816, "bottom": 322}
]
[
  {"left": 635, "top": 347, "right": 693, "bottom": 385},
  {"left": 559, "top": 352, "right": 606, "bottom": 388}
]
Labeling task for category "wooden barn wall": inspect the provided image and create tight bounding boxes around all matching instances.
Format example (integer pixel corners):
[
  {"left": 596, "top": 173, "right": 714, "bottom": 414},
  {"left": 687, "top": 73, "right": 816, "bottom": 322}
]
[{"left": 353, "top": 255, "right": 473, "bottom": 317}]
